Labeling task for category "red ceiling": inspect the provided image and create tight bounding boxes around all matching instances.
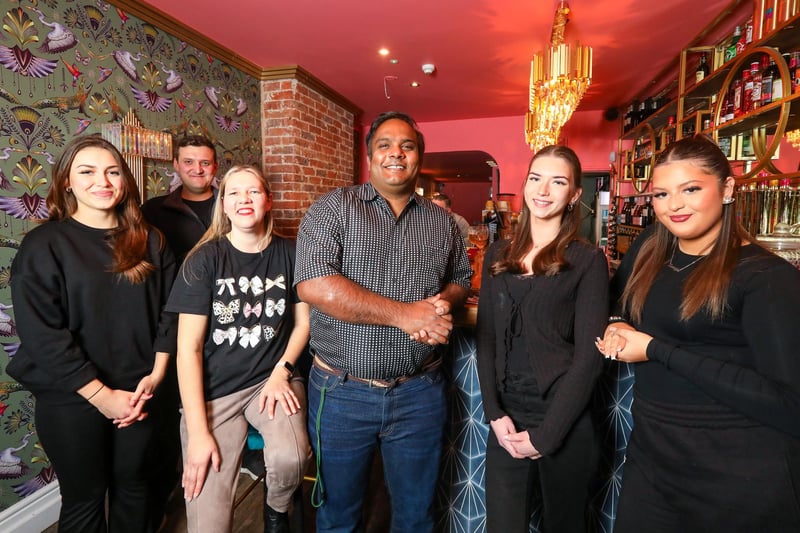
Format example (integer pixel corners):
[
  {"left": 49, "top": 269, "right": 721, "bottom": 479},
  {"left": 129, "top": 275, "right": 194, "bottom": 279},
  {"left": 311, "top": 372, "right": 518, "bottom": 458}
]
[{"left": 137, "top": 0, "right": 743, "bottom": 126}]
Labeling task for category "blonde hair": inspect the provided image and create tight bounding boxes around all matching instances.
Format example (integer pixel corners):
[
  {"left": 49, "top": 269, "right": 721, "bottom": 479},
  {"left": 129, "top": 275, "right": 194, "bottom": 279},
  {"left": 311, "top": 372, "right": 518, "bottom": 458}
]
[{"left": 181, "top": 165, "right": 274, "bottom": 279}]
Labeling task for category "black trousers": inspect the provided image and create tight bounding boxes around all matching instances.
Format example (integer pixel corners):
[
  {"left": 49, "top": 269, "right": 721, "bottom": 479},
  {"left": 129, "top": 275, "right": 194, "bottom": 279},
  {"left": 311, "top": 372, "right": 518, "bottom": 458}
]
[
  {"left": 484, "top": 409, "right": 598, "bottom": 533},
  {"left": 36, "top": 397, "right": 161, "bottom": 533},
  {"left": 615, "top": 395, "right": 800, "bottom": 533}
]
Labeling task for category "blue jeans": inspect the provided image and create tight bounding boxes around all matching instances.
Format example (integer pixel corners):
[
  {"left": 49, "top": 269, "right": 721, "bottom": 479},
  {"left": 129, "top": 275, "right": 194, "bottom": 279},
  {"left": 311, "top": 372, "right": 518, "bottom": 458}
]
[{"left": 308, "top": 362, "right": 447, "bottom": 533}]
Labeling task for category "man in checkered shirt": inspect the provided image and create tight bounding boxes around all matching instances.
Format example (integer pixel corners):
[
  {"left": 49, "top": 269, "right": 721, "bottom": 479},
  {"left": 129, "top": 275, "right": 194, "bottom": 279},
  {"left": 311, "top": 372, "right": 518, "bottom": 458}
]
[{"left": 295, "top": 111, "right": 472, "bottom": 533}]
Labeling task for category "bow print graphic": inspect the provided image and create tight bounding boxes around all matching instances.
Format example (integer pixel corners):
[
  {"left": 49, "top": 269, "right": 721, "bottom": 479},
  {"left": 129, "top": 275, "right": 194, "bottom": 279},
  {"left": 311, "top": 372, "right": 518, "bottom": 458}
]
[
  {"left": 212, "top": 327, "right": 237, "bottom": 346},
  {"left": 216, "top": 278, "right": 236, "bottom": 296},
  {"left": 264, "top": 298, "right": 286, "bottom": 318},
  {"left": 239, "top": 325, "right": 262, "bottom": 348},
  {"left": 263, "top": 274, "right": 286, "bottom": 292},
  {"left": 243, "top": 301, "right": 262, "bottom": 318},
  {"left": 239, "top": 276, "right": 265, "bottom": 296},
  {"left": 213, "top": 299, "right": 240, "bottom": 324}
]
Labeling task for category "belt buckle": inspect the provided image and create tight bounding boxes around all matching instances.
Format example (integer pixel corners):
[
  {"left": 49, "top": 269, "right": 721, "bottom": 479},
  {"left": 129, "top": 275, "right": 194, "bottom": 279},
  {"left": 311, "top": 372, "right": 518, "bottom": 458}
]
[{"left": 367, "top": 378, "right": 393, "bottom": 389}]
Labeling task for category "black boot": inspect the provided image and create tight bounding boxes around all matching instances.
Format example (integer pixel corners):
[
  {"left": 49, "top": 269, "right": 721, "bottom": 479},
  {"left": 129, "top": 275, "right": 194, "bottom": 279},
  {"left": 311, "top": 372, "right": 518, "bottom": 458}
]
[{"left": 264, "top": 503, "right": 290, "bottom": 533}]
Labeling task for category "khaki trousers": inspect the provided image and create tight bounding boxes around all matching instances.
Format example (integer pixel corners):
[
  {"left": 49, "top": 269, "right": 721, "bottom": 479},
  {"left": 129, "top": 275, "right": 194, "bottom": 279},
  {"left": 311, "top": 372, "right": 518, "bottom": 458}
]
[{"left": 180, "top": 378, "right": 312, "bottom": 533}]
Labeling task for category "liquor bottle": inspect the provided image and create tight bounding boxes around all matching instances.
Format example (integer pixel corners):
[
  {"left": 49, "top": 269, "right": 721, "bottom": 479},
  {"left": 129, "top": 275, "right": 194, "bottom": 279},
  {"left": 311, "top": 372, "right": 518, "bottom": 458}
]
[
  {"left": 744, "top": 17, "right": 754, "bottom": 45},
  {"left": 643, "top": 196, "right": 654, "bottom": 226},
  {"left": 742, "top": 69, "right": 753, "bottom": 114},
  {"left": 725, "top": 85, "right": 735, "bottom": 122},
  {"left": 791, "top": 51, "right": 800, "bottom": 94},
  {"left": 696, "top": 53, "right": 710, "bottom": 82},
  {"left": 733, "top": 77, "right": 743, "bottom": 117},
  {"left": 751, "top": 61, "right": 762, "bottom": 110},
  {"left": 761, "top": 57, "right": 777, "bottom": 105},
  {"left": 725, "top": 26, "right": 742, "bottom": 62}
]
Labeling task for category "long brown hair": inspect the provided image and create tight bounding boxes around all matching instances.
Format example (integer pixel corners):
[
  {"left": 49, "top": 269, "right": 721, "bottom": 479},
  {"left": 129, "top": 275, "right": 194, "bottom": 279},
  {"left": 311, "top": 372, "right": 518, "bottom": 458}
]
[
  {"left": 182, "top": 165, "right": 274, "bottom": 278},
  {"left": 621, "top": 135, "right": 750, "bottom": 322},
  {"left": 490, "top": 145, "right": 583, "bottom": 277},
  {"left": 47, "top": 134, "right": 156, "bottom": 284}
]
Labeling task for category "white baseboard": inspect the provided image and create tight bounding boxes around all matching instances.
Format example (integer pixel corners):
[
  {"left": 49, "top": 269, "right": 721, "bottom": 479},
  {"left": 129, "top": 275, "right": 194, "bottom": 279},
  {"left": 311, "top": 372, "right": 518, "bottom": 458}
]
[{"left": 0, "top": 482, "right": 60, "bottom": 533}]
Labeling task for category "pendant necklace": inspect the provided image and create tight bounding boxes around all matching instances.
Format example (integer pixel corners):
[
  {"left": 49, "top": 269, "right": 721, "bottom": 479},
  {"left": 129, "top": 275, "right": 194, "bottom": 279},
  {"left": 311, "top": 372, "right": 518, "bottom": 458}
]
[{"left": 666, "top": 242, "right": 707, "bottom": 272}]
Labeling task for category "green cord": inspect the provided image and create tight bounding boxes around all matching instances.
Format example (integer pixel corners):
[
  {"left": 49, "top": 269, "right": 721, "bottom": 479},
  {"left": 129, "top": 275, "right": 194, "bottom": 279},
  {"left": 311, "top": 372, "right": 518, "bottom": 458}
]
[{"left": 311, "top": 384, "right": 326, "bottom": 508}]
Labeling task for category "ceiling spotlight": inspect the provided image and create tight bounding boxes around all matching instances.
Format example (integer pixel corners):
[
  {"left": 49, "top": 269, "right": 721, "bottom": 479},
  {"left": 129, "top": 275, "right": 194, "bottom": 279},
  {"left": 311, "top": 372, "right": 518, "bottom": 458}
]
[
  {"left": 389, "top": 58, "right": 399, "bottom": 64},
  {"left": 410, "top": 82, "right": 420, "bottom": 87},
  {"left": 421, "top": 63, "right": 435, "bottom": 75},
  {"left": 378, "top": 48, "right": 390, "bottom": 56}
]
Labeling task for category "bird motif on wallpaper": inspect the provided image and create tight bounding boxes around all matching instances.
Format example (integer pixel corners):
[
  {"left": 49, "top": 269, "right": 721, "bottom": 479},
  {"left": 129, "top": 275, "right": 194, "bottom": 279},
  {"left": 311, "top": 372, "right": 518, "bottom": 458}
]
[
  {"left": 13, "top": 465, "right": 56, "bottom": 498},
  {"left": 27, "top": 6, "right": 77, "bottom": 54},
  {"left": 158, "top": 62, "right": 183, "bottom": 93},
  {"left": 130, "top": 85, "right": 171, "bottom": 113},
  {"left": 235, "top": 97, "right": 248, "bottom": 117},
  {"left": 0, "top": 44, "right": 58, "bottom": 78},
  {"left": 0, "top": 303, "right": 16, "bottom": 337},
  {"left": 0, "top": 147, "right": 22, "bottom": 191},
  {"left": 74, "top": 117, "right": 93, "bottom": 134},
  {"left": 0, "top": 432, "right": 33, "bottom": 480},
  {"left": 0, "top": 193, "right": 48, "bottom": 221},
  {"left": 112, "top": 49, "right": 141, "bottom": 82},
  {"left": 2, "top": 342, "right": 19, "bottom": 359},
  {"left": 204, "top": 86, "right": 220, "bottom": 109},
  {"left": 97, "top": 65, "right": 114, "bottom": 83},
  {"left": 115, "top": 7, "right": 128, "bottom": 25},
  {"left": 30, "top": 79, "right": 92, "bottom": 114},
  {"left": 61, "top": 57, "right": 83, "bottom": 87}
]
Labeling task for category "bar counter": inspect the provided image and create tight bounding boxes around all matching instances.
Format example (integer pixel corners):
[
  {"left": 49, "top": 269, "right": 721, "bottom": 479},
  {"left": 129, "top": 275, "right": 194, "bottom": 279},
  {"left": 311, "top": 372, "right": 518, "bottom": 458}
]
[{"left": 434, "top": 303, "right": 634, "bottom": 532}]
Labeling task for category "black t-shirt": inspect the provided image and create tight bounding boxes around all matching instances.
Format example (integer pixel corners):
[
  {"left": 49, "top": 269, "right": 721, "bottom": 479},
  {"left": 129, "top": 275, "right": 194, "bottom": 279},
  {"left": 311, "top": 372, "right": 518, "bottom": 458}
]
[{"left": 166, "top": 235, "right": 300, "bottom": 400}]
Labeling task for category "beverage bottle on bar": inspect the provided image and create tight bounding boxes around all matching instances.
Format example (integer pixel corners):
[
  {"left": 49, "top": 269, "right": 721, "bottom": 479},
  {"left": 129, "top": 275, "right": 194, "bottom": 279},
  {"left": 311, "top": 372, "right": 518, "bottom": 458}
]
[
  {"left": 792, "top": 51, "right": 800, "bottom": 94},
  {"left": 742, "top": 69, "right": 753, "bottom": 114},
  {"left": 733, "top": 78, "right": 743, "bottom": 117},
  {"left": 751, "top": 61, "right": 762, "bottom": 110},
  {"left": 696, "top": 53, "right": 710, "bottom": 82},
  {"left": 725, "top": 26, "right": 742, "bottom": 62},
  {"left": 762, "top": 57, "right": 777, "bottom": 105}
]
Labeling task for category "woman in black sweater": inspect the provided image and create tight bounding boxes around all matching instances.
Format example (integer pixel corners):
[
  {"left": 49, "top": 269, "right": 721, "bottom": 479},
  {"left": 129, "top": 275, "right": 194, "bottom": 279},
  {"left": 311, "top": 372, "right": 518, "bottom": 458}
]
[
  {"left": 477, "top": 145, "right": 608, "bottom": 532},
  {"left": 7, "top": 135, "right": 176, "bottom": 533},
  {"left": 597, "top": 135, "right": 800, "bottom": 531}
]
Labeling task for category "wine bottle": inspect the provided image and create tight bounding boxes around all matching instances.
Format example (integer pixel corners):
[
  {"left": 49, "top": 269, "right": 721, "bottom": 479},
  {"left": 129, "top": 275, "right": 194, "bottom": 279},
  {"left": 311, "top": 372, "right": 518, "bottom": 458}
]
[{"left": 696, "top": 53, "right": 710, "bottom": 82}]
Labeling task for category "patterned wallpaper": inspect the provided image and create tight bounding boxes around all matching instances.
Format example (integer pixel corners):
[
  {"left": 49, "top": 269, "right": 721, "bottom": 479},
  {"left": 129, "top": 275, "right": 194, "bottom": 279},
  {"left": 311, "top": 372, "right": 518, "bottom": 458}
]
[{"left": 0, "top": 0, "right": 263, "bottom": 511}]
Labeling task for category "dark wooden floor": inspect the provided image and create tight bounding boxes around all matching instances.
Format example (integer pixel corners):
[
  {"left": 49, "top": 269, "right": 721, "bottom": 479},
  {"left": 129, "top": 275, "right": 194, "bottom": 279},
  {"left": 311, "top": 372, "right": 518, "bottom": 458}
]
[{"left": 42, "top": 456, "right": 391, "bottom": 532}]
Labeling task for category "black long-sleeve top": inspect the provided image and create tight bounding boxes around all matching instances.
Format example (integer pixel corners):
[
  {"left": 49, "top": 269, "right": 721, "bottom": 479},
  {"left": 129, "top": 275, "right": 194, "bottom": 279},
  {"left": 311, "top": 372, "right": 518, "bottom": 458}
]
[
  {"left": 611, "top": 231, "right": 800, "bottom": 437},
  {"left": 7, "top": 218, "right": 177, "bottom": 404},
  {"left": 477, "top": 239, "right": 609, "bottom": 455}
]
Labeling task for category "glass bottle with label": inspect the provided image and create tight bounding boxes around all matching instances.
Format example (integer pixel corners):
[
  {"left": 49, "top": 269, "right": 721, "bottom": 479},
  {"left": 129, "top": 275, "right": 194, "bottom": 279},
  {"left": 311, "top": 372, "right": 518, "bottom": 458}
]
[
  {"left": 725, "top": 26, "right": 742, "bottom": 62},
  {"left": 696, "top": 53, "right": 710, "bottom": 82},
  {"left": 751, "top": 60, "right": 762, "bottom": 110}
]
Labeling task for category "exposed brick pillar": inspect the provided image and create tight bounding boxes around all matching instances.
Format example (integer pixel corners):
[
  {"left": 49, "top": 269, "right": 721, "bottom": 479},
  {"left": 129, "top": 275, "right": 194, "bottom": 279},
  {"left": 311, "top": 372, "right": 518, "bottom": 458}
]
[{"left": 261, "top": 67, "right": 360, "bottom": 237}]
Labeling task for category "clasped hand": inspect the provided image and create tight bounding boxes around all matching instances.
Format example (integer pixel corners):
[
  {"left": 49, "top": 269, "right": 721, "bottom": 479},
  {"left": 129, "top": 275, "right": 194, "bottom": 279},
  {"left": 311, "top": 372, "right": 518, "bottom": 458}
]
[
  {"left": 490, "top": 416, "right": 541, "bottom": 460},
  {"left": 594, "top": 322, "right": 653, "bottom": 362},
  {"left": 406, "top": 294, "right": 454, "bottom": 346}
]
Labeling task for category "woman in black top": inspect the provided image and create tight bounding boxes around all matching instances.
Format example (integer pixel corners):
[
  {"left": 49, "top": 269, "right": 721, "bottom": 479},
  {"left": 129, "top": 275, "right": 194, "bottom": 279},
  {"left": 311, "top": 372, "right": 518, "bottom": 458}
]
[
  {"left": 477, "top": 145, "right": 608, "bottom": 532},
  {"left": 7, "top": 135, "right": 176, "bottom": 533},
  {"left": 597, "top": 135, "right": 800, "bottom": 532}
]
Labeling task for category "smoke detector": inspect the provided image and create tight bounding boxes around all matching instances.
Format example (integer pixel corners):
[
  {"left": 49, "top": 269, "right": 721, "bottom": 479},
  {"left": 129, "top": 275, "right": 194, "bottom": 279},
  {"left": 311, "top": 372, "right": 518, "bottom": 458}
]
[{"left": 421, "top": 63, "right": 436, "bottom": 75}]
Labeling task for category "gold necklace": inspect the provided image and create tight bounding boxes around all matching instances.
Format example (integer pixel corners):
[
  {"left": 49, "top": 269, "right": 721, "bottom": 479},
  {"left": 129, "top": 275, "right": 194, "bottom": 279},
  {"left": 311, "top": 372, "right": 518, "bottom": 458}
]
[{"left": 666, "top": 242, "right": 707, "bottom": 272}]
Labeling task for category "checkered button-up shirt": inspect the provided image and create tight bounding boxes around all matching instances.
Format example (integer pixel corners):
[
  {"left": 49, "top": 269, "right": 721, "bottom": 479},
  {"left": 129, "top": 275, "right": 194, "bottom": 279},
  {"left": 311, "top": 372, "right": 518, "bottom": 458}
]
[{"left": 295, "top": 183, "right": 472, "bottom": 379}]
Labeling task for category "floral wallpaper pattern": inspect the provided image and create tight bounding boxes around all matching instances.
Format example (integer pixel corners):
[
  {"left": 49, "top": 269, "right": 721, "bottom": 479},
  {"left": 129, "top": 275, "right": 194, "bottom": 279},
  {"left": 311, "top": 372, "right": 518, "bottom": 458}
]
[{"left": 0, "top": 0, "right": 262, "bottom": 511}]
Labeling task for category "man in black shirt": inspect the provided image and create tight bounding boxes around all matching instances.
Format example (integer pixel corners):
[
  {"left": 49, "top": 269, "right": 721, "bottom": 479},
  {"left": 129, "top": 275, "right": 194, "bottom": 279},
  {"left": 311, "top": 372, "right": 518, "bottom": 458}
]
[
  {"left": 141, "top": 135, "right": 218, "bottom": 266},
  {"left": 141, "top": 135, "right": 217, "bottom": 530}
]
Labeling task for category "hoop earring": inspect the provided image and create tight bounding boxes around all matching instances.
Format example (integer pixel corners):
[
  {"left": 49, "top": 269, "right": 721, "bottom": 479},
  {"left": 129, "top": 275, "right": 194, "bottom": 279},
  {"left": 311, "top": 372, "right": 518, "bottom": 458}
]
[
  {"left": 567, "top": 202, "right": 575, "bottom": 212},
  {"left": 66, "top": 187, "right": 72, "bottom": 193},
  {"left": 722, "top": 197, "right": 734, "bottom": 205}
]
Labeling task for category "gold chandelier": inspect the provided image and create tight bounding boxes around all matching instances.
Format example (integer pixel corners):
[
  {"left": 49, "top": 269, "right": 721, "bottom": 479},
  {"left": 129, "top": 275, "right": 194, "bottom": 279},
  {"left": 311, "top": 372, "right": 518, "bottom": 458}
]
[
  {"left": 787, "top": 129, "right": 800, "bottom": 150},
  {"left": 525, "top": 0, "right": 592, "bottom": 151}
]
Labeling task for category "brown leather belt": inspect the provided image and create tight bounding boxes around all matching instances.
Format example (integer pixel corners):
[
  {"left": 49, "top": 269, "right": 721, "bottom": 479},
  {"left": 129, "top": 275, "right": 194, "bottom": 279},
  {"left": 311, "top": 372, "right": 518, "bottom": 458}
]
[{"left": 312, "top": 354, "right": 441, "bottom": 389}]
